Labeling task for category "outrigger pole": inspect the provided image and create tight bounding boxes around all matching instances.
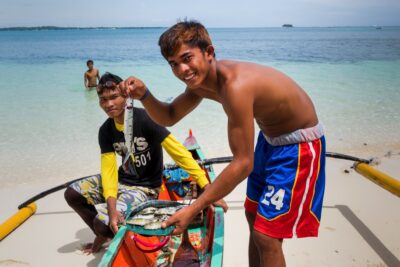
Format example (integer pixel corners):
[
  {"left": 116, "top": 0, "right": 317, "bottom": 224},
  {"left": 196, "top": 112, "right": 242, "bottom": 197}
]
[
  {"left": 0, "top": 203, "right": 37, "bottom": 241},
  {"left": 166, "top": 152, "right": 400, "bottom": 198},
  {"left": 13, "top": 153, "right": 373, "bottom": 210},
  {"left": 0, "top": 174, "right": 96, "bottom": 241},
  {"left": 326, "top": 153, "right": 400, "bottom": 197},
  {"left": 17, "top": 174, "right": 97, "bottom": 210},
  {"left": 353, "top": 162, "right": 400, "bottom": 197},
  {"left": 165, "top": 152, "right": 371, "bottom": 169},
  {"left": 1, "top": 151, "right": 399, "bottom": 241}
]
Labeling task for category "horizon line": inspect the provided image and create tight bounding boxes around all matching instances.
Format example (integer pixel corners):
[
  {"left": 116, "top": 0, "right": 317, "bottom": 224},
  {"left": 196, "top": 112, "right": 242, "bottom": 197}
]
[{"left": 1, "top": 25, "right": 399, "bottom": 31}]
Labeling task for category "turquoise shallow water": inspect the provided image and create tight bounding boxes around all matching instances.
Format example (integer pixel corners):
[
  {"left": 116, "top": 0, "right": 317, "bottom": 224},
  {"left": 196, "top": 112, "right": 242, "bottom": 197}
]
[{"left": 0, "top": 27, "right": 399, "bottom": 186}]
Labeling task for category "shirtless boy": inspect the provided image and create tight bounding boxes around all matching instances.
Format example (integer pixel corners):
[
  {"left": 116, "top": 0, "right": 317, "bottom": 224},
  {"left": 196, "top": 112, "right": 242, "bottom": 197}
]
[
  {"left": 84, "top": 59, "right": 100, "bottom": 90},
  {"left": 120, "top": 21, "right": 326, "bottom": 267}
]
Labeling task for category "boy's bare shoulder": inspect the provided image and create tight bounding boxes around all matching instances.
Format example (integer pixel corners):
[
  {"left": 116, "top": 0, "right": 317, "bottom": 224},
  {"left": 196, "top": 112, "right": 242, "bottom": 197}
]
[
  {"left": 219, "top": 60, "right": 274, "bottom": 75},
  {"left": 217, "top": 60, "right": 271, "bottom": 86}
]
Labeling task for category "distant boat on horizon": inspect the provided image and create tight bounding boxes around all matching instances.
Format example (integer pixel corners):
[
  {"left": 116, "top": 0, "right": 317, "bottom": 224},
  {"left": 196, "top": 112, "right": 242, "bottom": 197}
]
[{"left": 282, "top": 24, "right": 293, "bottom": 28}]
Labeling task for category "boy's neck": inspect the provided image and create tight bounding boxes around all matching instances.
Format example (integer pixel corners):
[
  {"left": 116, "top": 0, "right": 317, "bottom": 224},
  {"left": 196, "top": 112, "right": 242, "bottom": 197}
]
[
  {"left": 114, "top": 114, "right": 124, "bottom": 124},
  {"left": 113, "top": 119, "right": 124, "bottom": 131},
  {"left": 198, "top": 59, "right": 219, "bottom": 93}
]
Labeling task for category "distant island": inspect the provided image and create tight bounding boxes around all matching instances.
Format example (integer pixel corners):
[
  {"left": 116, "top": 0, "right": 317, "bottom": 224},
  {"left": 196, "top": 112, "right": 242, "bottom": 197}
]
[
  {"left": 0, "top": 26, "right": 164, "bottom": 31},
  {"left": 282, "top": 24, "right": 293, "bottom": 28}
]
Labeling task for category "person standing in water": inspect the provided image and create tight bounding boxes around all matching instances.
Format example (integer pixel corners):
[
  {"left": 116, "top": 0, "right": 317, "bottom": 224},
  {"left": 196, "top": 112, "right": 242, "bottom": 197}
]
[{"left": 84, "top": 59, "right": 100, "bottom": 90}]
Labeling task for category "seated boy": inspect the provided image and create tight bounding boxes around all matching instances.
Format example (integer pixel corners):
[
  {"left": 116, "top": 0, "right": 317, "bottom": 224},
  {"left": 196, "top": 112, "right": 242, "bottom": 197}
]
[{"left": 64, "top": 72, "right": 225, "bottom": 254}]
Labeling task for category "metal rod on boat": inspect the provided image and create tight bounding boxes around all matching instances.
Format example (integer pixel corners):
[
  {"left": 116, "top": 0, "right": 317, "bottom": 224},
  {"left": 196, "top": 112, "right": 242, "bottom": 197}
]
[
  {"left": 17, "top": 174, "right": 98, "bottom": 209},
  {"left": 200, "top": 156, "right": 234, "bottom": 165},
  {"left": 165, "top": 152, "right": 371, "bottom": 170},
  {"left": 164, "top": 156, "right": 234, "bottom": 170},
  {"left": 165, "top": 153, "right": 400, "bottom": 198},
  {"left": 325, "top": 152, "right": 371, "bottom": 163}
]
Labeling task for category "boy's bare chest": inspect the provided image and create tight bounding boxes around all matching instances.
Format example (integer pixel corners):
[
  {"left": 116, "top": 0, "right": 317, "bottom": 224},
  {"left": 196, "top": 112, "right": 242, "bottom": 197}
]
[{"left": 86, "top": 70, "right": 97, "bottom": 77}]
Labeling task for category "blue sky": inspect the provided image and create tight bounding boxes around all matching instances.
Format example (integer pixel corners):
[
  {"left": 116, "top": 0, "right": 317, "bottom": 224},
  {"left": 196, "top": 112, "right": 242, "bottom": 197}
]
[{"left": 1, "top": 0, "right": 399, "bottom": 27}]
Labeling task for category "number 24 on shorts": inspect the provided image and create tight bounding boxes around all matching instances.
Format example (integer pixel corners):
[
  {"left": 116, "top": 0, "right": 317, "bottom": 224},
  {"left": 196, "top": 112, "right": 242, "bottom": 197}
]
[{"left": 261, "top": 185, "right": 286, "bottom": 210}]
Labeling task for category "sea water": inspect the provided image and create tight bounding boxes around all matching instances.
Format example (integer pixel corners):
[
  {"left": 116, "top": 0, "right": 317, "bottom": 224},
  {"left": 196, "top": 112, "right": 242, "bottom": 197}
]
[{"left": 0, "top": 27, "right": 399, "bottom": 186}]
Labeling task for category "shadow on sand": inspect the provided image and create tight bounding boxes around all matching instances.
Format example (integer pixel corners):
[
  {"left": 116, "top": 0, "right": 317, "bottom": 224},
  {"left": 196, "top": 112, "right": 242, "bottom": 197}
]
[
  {"left": 326, "top": 205, "right": 400, "bottom": 267},
  {"left": 57, "top": 227, "right": 105, "bottom": 267},
  {"left": 229, "top": 203, "right": 399, "bottom": 266}
]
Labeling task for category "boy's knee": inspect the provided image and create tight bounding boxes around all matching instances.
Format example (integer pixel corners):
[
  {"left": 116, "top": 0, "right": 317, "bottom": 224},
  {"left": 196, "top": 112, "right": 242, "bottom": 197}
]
[{"left": 64, "top": 187, "right": 83, "bottom": 206}]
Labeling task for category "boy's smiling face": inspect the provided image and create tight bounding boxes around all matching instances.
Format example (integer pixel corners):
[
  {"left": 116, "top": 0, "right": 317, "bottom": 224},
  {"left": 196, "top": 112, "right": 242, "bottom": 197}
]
[{"left": 167, "top": 44, "right": 214, "bottom": 89}]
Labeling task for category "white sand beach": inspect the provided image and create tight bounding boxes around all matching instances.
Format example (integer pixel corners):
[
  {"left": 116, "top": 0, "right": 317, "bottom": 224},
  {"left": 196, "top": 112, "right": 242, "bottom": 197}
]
[{"left": 0, "top": 149, "right": 399, "bottom": 267}]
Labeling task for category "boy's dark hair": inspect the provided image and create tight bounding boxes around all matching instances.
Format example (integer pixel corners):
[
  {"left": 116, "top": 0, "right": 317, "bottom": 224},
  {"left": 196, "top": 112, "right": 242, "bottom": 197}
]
[
  {"left": 96, "top": 72, "right": 124, "bottom": 95},
  {"left": 86, "top": 59, "right": 94, "bottom": 65},
  {"left": 158, "top": 20, "right": 214, "bottom": 59}
]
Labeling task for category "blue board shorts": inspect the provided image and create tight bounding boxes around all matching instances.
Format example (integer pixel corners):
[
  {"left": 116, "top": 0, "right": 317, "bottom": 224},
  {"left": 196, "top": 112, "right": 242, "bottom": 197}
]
[{"left": 245, "top": 123, "right": 326, "bottom": 238}]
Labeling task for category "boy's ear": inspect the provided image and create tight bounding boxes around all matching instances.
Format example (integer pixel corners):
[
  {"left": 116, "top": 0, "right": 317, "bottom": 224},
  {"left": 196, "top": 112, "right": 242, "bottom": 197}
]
[
  {"left": 205, "top": 45, "right": 215, "bottom": 63},
  {"left": 205, "top": 45, "right": 215, "bottom": 59}
]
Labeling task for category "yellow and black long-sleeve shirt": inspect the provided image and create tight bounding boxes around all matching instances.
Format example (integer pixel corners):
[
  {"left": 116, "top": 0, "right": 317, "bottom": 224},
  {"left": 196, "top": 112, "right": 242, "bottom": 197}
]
[{"left": 99, "top": 107, "right": 209, "bottom": 200}]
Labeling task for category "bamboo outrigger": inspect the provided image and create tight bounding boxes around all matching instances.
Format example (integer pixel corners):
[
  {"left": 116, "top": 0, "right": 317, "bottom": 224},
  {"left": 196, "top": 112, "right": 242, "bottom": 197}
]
[
  {"left": 0, "top": 203, "right": 37, "bottom": 241},
  {"left": 354, "top": 162, "right": 400, "bottom": 197}
]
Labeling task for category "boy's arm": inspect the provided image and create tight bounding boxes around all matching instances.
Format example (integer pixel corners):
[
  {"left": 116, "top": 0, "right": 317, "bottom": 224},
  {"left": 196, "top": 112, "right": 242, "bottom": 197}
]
[
  {"left": 161, "top": 134, "right": 209, "bottom": 189},
  {"left": 84, "top": 73, "right": 88, "bottom": 88},
  {"left": 101, "top": 152, "right": 124, "bottom": 233},
  {"left": 163, "top": 85, "right": 255, "bottom": 233},
  {"left": 120, "top": 76, "right": 202, "bottom": 126},
  {"left": 101, "top": 152, "right": 118, "bottom": 200}
]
